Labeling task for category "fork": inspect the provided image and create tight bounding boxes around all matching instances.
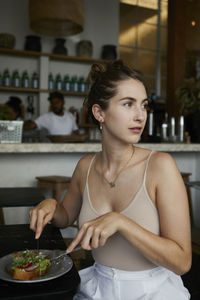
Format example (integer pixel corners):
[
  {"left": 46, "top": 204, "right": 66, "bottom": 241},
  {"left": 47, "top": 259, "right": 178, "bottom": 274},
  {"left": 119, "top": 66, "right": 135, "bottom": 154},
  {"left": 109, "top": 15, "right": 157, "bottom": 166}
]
[{"left": 51, "top": 245, "right": 82, "bottom": 263}]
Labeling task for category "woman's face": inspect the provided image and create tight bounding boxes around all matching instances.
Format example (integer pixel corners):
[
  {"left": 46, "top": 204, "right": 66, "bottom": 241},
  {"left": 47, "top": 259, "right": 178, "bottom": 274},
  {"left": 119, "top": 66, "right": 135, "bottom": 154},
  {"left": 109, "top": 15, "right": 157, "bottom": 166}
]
[{"left": 101, "top": 78, "right": 148, "bottom": 144}]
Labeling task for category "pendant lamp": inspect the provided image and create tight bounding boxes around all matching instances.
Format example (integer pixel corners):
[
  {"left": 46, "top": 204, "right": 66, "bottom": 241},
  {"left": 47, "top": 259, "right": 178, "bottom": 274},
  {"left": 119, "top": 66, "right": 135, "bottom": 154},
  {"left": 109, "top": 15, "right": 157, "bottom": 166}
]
[{"left": 29, "top": 0, "right": 84, "bottom": 36}]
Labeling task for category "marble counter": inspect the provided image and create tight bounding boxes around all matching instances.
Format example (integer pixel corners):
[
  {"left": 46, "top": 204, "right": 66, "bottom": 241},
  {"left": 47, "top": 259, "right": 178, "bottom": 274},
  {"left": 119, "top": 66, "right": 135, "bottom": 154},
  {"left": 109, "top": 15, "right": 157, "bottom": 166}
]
[{"left": 0, "top": 143, "right": 200, "bottom": 153}]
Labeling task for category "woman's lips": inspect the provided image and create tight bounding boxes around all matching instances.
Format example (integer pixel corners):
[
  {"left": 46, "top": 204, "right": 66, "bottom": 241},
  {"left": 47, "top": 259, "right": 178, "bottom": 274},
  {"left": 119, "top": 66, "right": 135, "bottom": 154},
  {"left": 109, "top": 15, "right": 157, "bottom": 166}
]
[{"left": 129, "top": 127, "right": 142, "bottom": 134}]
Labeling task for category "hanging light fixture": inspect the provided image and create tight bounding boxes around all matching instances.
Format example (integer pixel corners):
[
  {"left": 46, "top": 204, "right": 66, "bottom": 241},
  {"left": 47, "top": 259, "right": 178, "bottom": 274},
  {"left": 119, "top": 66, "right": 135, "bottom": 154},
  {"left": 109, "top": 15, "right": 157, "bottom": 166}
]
[{"left": 29, "top": 0, "right": 84, "bottom": 36}]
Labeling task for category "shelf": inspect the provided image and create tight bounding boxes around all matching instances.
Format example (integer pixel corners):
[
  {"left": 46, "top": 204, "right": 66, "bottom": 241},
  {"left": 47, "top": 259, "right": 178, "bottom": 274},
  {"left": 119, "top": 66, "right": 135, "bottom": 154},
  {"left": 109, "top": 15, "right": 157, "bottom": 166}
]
[
  {"left": 0, "top": 48, "right": 41, "bottom": 58},
  {"left": 0, "top": 48, "right": 107, "bottom": 64},
  {"left": 0, "top": 87, "right": 88, "bottom": 96},
  {"left": 0, "top": 87, "right": 46, "bottom": 93},
  {"left": 48, "top": 53, "right": 107, "bottom": 64}
]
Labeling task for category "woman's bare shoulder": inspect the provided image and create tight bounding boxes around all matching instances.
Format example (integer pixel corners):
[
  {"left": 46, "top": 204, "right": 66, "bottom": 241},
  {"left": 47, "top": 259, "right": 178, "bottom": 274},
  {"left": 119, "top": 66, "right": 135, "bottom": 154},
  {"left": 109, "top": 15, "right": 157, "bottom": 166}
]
[
  {"left": 151, "top": 151, "right": 177, "bottom": 169},
  {"left": 149, "top": 151, "right": 181, "bottom": 181},
  {"left": 76, "top": 153, "right": 96, "bottom": 171}
]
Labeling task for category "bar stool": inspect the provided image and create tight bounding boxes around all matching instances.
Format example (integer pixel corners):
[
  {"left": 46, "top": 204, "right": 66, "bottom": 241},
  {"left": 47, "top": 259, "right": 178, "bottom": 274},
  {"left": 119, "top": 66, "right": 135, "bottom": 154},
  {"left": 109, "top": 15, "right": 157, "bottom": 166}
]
[{"left": 36, "top": 176, "right": 71, "bottom": 203}]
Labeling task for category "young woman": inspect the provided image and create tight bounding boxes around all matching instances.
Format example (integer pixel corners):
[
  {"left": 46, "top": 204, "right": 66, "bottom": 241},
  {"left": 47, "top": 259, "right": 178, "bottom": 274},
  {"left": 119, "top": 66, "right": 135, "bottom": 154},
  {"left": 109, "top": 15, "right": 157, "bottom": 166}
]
[{"left": 30, "top": 60, "right": 191, "bottom": 299}]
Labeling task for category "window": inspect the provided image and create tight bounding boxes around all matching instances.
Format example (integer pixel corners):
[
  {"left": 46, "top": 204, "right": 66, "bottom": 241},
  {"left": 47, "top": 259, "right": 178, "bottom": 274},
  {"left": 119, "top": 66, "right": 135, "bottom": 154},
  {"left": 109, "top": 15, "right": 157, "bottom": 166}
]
[{"left": 119, "top": 0, "right": 168, "bottom": 99}]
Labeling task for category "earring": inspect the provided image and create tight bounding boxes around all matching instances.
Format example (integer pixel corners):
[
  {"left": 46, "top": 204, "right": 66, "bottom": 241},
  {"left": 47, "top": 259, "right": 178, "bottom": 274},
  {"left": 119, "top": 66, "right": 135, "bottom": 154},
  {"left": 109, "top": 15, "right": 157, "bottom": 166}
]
[{"left": 100, "top": 123, "right": 103, "bottom": 130}]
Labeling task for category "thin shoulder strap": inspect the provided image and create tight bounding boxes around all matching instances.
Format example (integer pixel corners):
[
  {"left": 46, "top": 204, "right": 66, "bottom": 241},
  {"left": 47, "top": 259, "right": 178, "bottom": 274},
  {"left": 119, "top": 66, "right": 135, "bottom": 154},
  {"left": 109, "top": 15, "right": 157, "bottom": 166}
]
[
  {"left": 86, "top": 154, "right": 96, "bottom": 183},
  {"left": 143, "top": 151, "right": 154, "bottom": 184}
]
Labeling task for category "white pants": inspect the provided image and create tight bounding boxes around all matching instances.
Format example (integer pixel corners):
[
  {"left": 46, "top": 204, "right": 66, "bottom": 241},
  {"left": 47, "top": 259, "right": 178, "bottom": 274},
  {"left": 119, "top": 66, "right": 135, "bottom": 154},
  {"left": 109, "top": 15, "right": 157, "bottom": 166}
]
[{"left": 74, "top": 263, "right": 190, "bottom": 300}]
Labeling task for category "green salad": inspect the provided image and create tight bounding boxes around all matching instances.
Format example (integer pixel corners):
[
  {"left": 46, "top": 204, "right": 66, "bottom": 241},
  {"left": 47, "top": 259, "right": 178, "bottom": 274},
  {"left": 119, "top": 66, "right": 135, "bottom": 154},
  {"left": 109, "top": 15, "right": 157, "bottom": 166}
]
[{"left": 11, "top": 250, "right": 51, "bottom": 272}]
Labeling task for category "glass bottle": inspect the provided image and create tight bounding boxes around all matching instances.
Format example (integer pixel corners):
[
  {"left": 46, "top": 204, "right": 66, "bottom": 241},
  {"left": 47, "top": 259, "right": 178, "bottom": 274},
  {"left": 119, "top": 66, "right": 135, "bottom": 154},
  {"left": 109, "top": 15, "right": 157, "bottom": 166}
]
[
  {"left": 22, "top": 71, "right": 30, "bottom": 88},
  {"left": 12, "top": 70, "right": 20, "bottom": 88},
  {"left": 31, "top": 72, "right": 39, "bottom": 89},
  {"left": 63, "top": 74, "right": 70, "bottom": 91},
  {"left": 73, "top": 75, "right": 78, "bottom": 92},
  {"left": 85, "top": 77, "right": 90, "bottom": 92},
  {"left": 48, "top": 73, "right": 54, "bottom": 90},
  {"left": 78, "top": 76, "right": 85, "bottom": 92},
  {"left": 55, "top": 73, "right": 62, "bottom": 90},
  {"left": 70, "top": 76, "right": 75, "bottom": 91},
  {"left": 3, "top": 69, "right": 11, "bottom": 87},
  {"left": 161, "top": 112, "right": 169, "bottom": 142}
]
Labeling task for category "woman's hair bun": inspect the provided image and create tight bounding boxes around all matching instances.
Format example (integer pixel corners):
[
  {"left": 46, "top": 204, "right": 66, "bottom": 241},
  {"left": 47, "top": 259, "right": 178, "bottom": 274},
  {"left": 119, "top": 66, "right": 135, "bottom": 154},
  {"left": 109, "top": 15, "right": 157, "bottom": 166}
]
[{"left": 89, "top": 63, "right": 105, "bottom": 83}]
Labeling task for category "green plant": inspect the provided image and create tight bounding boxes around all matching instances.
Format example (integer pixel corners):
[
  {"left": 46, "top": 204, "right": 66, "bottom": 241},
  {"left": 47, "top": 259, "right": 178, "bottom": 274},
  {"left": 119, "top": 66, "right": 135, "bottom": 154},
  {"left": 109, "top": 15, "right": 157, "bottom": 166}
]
[
  {"left": 0, "top": 104, "right": 10, "bottom": 120},
  {"left": 176, "top": 78, "right": 200, "bottom": 115}
]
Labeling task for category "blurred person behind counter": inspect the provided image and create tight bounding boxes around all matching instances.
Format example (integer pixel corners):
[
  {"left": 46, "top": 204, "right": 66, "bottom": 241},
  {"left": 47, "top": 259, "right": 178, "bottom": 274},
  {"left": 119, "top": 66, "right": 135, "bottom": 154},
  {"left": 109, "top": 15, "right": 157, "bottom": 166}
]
[
  {"left": 6, "top": 96, "right": 24, "bottom": 121},
  {"left": 23, "top": 91, "right": 79, "bottom": 135}
]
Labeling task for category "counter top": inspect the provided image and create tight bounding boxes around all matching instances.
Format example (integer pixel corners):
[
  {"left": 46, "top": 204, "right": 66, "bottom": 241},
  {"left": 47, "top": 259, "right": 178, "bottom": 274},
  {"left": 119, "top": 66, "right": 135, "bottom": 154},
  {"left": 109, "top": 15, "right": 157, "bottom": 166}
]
[{"left": 0, "top": 143, "right": 200, "bottom": 153}]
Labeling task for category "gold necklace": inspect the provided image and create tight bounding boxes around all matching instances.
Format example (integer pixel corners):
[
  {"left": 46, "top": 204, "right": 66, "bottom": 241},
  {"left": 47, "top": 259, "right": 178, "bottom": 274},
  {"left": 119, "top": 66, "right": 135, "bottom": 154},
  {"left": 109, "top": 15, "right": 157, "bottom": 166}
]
[{"left": 102, "top": 147, "right": 135, "bottom": 188}]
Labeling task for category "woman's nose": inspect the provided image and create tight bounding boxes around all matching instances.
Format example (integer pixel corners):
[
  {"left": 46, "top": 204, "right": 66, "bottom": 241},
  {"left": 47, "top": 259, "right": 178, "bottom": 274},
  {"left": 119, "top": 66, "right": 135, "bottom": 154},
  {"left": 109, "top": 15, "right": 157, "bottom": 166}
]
[{"left": 133, "top": 107, "right": 146, "bottom": 121}]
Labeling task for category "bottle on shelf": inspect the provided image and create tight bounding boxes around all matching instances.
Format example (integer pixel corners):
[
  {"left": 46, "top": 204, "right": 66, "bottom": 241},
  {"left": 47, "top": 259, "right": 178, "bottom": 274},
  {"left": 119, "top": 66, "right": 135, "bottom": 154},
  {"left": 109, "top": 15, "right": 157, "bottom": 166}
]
[
  {"left": 55, "top": 73, "right": 62, "bottom": 90},
  {"left": 73, "top": 75, "right": 78, "bottom": 92},
  {"left": 70, "top": 76, "right": 75, "bottom": 91},
  {"left": 78, "top": 76, "right": 86, "bottom": 92},
  {"left": 12, "top": 70, "right": 20, "bottom": 88},
  {"left": 22, "top": 71, "right": 30, "bottom": 88},
  {"left": 48, "top": 73, "right": 54, "bottom": 90},
  {"left": 63, "top": 74, "right": 70, "bottom": 91},
  {"left": 31, "top": 72, "right": 39, "bottom": 89},
  {"left": 3, "top": 69, "right": 11, "bottom": 87},
  {"left": 85, "top": 77, "right": 90, "bottom": 92}
]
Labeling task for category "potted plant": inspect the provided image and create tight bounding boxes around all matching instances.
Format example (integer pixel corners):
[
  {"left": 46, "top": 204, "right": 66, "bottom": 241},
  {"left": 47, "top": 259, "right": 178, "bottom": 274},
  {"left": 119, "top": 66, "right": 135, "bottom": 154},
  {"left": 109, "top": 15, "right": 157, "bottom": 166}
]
[
  {"left": 176, "top": 78, "right": 200, "bottom": 142},
  {"left": 176, "top": 77, "right": 200, "bottom": 114}
]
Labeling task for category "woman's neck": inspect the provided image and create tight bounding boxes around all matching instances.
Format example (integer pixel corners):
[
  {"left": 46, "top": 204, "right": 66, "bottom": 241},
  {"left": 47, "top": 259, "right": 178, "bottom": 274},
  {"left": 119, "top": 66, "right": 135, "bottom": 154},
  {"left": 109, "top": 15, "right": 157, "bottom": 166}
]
[{"left": 100, "top": 138, "right": 135, "bottom": 171}]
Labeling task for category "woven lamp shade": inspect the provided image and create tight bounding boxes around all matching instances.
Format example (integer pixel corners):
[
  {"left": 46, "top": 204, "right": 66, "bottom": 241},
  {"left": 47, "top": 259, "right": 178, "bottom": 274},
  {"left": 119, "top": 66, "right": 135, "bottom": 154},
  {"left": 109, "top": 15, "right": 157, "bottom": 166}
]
[{"left": 29, "top": 0, "right": 84, "bottom": 36}]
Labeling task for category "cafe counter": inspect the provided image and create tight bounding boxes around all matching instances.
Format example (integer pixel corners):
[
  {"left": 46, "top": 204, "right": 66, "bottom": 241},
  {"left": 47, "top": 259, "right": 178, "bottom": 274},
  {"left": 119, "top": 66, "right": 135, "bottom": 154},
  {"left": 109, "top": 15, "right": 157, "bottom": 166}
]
[{"left": 0, "top": 142, "right": 200, "bottom": 153}]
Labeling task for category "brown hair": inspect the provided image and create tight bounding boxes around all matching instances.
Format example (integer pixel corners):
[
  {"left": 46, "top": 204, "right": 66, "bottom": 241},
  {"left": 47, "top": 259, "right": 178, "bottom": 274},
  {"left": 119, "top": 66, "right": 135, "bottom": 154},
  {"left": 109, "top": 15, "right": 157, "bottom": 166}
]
[{"left": 84, "top": 59, "right": 146, "bottom": 126}]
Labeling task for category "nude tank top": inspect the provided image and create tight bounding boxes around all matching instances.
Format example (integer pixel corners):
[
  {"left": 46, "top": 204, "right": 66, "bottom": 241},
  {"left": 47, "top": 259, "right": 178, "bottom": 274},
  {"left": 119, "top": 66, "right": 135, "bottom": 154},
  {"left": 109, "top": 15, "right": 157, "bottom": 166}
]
[{"left": 79, "top": 151, "right": 160, "bottom": 271}]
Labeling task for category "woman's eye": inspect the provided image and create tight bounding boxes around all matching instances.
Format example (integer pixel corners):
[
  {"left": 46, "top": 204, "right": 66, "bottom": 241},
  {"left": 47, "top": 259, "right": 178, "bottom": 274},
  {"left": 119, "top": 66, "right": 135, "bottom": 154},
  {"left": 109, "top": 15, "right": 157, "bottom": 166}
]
[
  {"left": 142, "top": 103, "right": 149, "bottom": 110},
  {"left": 124, "top": 102, "right": 132, "bottom": 107}
]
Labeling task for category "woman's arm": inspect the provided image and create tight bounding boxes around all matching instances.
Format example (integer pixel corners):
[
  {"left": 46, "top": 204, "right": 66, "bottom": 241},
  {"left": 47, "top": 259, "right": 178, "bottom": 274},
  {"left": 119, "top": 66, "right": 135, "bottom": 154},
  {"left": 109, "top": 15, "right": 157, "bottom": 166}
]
[
  {"left": 30, "top": 156, "right": 87, "bottom": 239},
  {"left": 67, "top": 152, "right": 191, "bottom": 275}
]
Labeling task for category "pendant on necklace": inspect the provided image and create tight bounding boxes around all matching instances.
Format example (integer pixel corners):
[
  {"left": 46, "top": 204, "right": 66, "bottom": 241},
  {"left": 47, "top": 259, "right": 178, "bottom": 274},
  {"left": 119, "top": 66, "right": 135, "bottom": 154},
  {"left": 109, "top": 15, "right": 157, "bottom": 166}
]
[{"left": 109, "top": 182, "right": 115, "bottom": 188}]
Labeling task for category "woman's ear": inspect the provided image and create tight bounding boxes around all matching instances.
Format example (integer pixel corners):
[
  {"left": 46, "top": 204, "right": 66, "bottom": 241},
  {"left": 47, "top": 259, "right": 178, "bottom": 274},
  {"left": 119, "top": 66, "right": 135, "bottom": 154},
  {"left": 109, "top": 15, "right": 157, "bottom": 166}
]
[{"left": 92, "top": 104, "right": 105, "bottom": 123}]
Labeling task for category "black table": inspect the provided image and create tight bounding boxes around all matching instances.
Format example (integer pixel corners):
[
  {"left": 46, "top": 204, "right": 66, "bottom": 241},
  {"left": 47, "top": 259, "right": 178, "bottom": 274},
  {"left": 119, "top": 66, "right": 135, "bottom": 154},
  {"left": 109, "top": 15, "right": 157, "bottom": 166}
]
[
  {"left": 0, "top": 187, "right": 44, "bottom": 207},
  {"left": 0, "top": 224, "right": 80, "bottom": 300}
]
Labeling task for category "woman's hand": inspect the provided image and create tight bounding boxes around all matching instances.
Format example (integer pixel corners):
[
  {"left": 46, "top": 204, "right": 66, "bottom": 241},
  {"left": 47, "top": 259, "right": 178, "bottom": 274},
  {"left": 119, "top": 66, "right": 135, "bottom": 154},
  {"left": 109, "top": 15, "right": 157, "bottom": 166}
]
[
  {"left": 29, "top": 198, "right": 57, "bottom": 239},
  {"left": 67, "top": 212, "right": 121, "bottom": 253}
]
